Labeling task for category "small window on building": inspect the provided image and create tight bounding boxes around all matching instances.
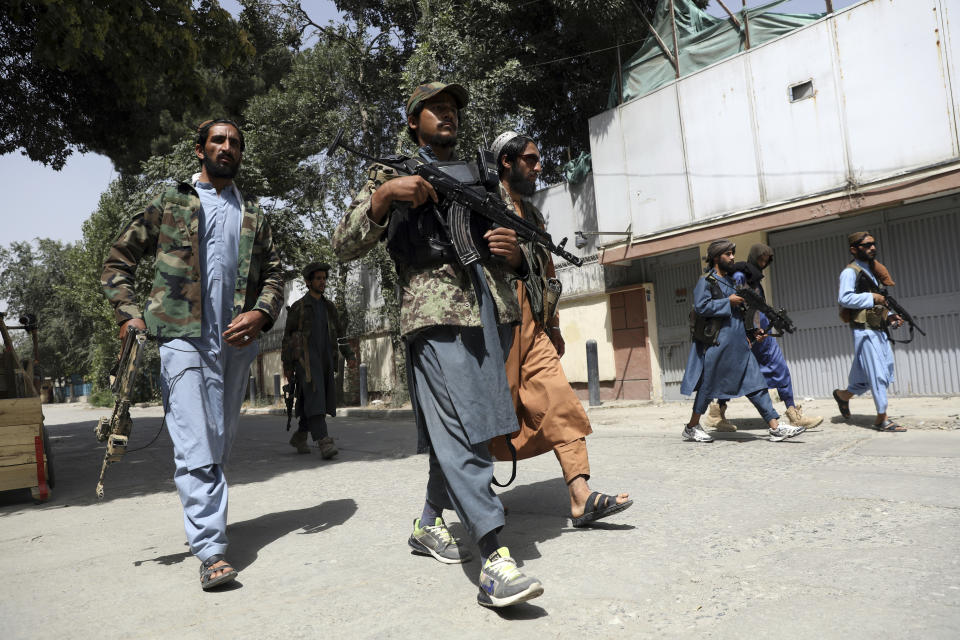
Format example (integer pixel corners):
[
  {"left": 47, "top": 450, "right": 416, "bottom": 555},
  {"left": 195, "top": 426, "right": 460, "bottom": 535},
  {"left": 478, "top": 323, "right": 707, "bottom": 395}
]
[{"left": 789, "top": 80, "right": 814, "bottom": 102}]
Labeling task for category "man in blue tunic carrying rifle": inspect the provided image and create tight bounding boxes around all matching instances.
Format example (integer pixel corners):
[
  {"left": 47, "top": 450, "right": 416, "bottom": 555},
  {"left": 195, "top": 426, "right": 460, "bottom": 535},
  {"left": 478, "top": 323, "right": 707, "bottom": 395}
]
[{"left": 680, "top": 239, "right": 806, "bottom": 443}]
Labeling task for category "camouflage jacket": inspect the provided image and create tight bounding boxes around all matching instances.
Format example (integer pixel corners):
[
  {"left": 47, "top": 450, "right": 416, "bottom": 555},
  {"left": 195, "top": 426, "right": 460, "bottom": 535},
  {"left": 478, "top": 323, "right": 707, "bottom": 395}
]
[
  {"left": 280, "top": 293, "right": 344, "bottom": 385},
  {"left": 331, "top": 162, "right": 522, "bottom": 337},
  {"left": 101, "top": 182, "right": 284, "bottom": 338}
]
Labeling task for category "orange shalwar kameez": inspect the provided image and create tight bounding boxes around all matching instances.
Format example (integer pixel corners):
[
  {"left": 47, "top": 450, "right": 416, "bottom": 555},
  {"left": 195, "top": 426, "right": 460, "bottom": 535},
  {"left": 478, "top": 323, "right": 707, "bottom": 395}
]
[{"left": 488, "top": 197, "right": 593, "bottom": 483}]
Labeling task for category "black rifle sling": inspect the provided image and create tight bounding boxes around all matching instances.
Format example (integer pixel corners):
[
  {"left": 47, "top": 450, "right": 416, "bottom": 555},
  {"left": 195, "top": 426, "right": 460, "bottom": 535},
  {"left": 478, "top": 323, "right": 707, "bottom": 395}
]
[{"left": 491, "top": 435, "right": 518, "bottom": 487}]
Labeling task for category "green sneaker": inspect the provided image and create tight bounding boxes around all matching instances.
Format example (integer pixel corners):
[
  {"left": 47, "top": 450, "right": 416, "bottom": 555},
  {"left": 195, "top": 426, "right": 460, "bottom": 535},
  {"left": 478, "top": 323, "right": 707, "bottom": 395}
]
[
  {"left": 408, "top": 518, "right": 472, "bottom": 564},
  {"left": 477, "top": 547, "right": 544, "bottom": 608}
]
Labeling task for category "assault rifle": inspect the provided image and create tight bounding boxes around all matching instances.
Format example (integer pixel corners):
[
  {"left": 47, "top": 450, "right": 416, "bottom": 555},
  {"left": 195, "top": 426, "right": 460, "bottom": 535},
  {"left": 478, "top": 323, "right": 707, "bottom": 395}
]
[
  {"left": 282, "top": 375, "right": 298, "bottom": 431},
  {"left": 736, "top": 286, "right": 797, "bottom": 338},
  {"left": 879, "top": 288, "right": 926, "bottom": 343},
  {"left": 327, "top": 129, "right": 583, "bottom": 268},
  {"left": 94, "top": 327, "right": 148, "bottom": 499}
]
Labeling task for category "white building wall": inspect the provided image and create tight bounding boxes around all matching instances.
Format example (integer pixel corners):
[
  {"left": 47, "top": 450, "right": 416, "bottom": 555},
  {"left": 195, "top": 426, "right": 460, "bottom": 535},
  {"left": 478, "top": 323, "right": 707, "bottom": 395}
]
[{"left": 588, "top": 0, "right": 960, "bottom": 243}]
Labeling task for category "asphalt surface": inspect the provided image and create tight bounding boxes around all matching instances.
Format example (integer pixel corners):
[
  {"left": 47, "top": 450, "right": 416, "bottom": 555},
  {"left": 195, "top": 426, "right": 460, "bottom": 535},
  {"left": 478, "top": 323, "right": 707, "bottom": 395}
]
[{"left": 1, "top": 395, "right": 958, "bottom": 639}]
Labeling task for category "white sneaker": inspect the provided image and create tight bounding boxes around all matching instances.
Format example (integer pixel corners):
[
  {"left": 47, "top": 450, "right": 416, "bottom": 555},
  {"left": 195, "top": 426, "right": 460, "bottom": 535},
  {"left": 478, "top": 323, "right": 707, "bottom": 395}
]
[
  {"left": 768, "top": 424, "right": 806, "bottom": 442},
  {"left": 682, "top": 424, "right": 714, "bottom": 442}
]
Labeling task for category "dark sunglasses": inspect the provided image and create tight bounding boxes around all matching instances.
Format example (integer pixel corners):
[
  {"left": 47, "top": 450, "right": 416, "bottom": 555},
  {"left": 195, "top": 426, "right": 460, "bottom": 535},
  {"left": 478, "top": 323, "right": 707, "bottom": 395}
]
[
  {"left": 518, "top": 153, "right": 541, "bottom": 165},
  {"left": 857, "top": 241, "right": 876, "bottom": 248}
]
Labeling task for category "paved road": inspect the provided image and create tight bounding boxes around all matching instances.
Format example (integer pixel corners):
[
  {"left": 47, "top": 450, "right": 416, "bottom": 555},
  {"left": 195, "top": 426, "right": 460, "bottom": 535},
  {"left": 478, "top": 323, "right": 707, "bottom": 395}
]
[{"left": 1, "top": 397, "right": 958, "bottom": 639}]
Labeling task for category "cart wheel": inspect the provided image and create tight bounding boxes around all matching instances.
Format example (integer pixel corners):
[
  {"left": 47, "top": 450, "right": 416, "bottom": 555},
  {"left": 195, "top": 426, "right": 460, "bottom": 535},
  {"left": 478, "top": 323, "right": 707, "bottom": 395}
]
[{"left": 41, "top": 424, "right": 55, "bottom": 489}]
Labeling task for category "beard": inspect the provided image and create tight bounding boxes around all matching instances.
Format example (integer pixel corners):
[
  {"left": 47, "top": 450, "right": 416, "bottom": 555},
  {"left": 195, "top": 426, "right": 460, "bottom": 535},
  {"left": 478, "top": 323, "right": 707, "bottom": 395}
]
[
  {"left": 508, "top": 163, "right": 536, "bottom": 198},
  {"left": 718, "top": 257, "right": 736, "bottom": 275},
  {"left": 422, "top": 130, "right": 457, "bottom": 150},
  {"left": 854, "top": 247, "right": 876, "bottom": 263},
  {"left": 202, "top": 153, "right": 239, "bottom": 179}
]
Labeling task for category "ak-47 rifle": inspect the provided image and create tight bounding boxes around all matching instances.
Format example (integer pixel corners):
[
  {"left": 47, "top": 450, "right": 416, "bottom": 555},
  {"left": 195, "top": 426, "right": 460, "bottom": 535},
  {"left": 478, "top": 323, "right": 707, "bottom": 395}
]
[
  {"left": 879, "top": 288, "right": 926, "bottom": 344},
  {"left": 736, "top": 286, "right": 797, "bottom": 338},
  {"left": 326, "top": 129, "right": 583, "bottom": 268},
  {"left": 94, "top": 327, "right": 148, "bottom": 499}
]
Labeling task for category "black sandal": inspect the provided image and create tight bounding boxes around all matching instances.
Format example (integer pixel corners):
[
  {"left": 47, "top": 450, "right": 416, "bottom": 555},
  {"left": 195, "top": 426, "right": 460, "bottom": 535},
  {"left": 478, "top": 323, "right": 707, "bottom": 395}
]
[
  {"left": 200, "top": 554, "right": 237, "bottom": 591},
  {"left": 832, "top": 389, "right": 851, "bottom": 419},
  {"left": 571, "top": 491, "right": 633, "bottom": 528},
  {"left": 875, "top": 419, "right": 907, "bottom": 432}
]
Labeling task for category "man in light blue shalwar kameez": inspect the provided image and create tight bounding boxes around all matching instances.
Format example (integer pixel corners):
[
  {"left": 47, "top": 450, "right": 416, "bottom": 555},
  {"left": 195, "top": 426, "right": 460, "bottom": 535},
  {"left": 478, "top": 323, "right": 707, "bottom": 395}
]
[
  {"left": 832, "top": 232, "right": 906, "bottom": 432},
  {"left": 160, "top": 171, "right": 257, "bottom": 568},
  {"left": 101, "top": 120, "right": 284, "bottom": 590}
]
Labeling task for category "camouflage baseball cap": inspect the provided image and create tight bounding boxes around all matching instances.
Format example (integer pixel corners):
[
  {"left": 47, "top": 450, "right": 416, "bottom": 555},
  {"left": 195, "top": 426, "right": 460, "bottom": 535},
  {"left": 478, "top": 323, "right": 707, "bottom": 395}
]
[{"left": 406, "top": 82, "right": 469, "bottom": 115}]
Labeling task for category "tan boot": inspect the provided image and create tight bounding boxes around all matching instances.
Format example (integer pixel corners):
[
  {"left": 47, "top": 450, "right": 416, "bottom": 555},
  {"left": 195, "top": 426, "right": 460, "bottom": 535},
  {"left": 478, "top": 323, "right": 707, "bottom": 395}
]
[
  {"left": 317, "top": 436, "right": 339, "bottom": 459},
  {"left": 785, "top": 405, "right": 823, "bottom": 429},
  {"left": 707, "top": 402, "right": 737, "bottom": 432},
  {"left": 289, "top": 431, "right": 311, "bottom": 454}
]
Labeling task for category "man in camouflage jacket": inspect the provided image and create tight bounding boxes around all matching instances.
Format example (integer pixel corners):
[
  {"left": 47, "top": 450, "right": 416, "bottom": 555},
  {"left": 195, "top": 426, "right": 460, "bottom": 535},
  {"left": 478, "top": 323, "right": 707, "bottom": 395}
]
[
  {"left": 281, "top": 261, "right": 348, "bottom": 457},
  {"left": 101, "top": 119, "right": 283, "bottom": 591},
  {"left": 332, "top": 82, "right": 544, "bottom": 608}
]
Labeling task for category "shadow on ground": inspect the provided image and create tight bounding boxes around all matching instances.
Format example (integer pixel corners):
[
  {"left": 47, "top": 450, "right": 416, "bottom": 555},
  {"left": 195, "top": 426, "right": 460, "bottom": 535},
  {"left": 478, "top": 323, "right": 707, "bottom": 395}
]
[
  {"left": 132, "top": 498, "right": 357, "bottom": 571},
  {"left": 0, "top": 414, "right": 417, "bottom": 510}
]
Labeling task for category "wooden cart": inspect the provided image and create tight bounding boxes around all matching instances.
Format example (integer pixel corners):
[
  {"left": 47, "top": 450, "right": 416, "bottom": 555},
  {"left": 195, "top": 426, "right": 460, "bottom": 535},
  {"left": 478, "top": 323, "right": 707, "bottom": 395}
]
[{"left": 0, "top": 313, "right": 53, "bottom": 501}]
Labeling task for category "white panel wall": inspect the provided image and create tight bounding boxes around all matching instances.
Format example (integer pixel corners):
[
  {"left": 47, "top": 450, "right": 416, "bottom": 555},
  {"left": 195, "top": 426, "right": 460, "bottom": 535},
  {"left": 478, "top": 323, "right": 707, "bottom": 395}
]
[
  {"left": 587, "top": 0, "right": 960, "bottom": 239},
  {"left": 943, "top": 0, "right": 960, "bottom": 152},
  {"left": 532, "top": 173, "right": 596, "bottom": 264},
  {"left": 620, "top": 84, "right": 693, "bottom": 234},
  {"left": 834, "top": 0, "right": 957, "bottom": 181},
  {"left": 587, "top": 108, "right": 632, "bottom": 241},
  {"left": 678, "top": 57, "right": 762, "bottom": 219},
  {"left": 750, "top": 19, "right": 848, "bottom": 200}
]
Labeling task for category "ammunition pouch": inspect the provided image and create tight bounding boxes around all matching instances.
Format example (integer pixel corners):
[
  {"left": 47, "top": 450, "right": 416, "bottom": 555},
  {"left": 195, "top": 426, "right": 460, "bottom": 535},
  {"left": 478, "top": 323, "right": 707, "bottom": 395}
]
[
  {"left": 839, "top": 263, "right": 889, "bottom": 329},
  {"left": 689, "top": 273, "right": 725, "bottom": 346},
  {"left": 690, "top": 310, "right": 722, "bottom": 346},
  {"left": 542, "top": 278, "right": 562, "bottom": 327}
]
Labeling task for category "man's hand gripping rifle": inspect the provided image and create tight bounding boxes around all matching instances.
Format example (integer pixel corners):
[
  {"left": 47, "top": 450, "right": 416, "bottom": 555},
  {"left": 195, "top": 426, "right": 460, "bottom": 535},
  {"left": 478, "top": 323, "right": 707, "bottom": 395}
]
[
  {"left": 879, "top": 288, "right": 926, "bottom": 343},
  {"left": 736, "top": 286, "right": 797, "bottom": 338},
  {"left": 327, "top": 129, "right": 583, "bottom": 268},
  {"left": 94, "top": 327, "right": 148, "bottom": 499}
]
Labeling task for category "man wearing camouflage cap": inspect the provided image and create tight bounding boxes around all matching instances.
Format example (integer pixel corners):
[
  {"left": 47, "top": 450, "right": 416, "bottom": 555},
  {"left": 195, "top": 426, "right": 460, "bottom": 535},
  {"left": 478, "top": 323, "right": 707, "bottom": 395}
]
[
  {"left": 101, "top": 119, "right": 284, "bottom": 590},
  {"left": 332, "top": 81, "right": 544, "bottom": 607},
  {"left": 281, "top": 261, "right": 350, "bottom": 457}
]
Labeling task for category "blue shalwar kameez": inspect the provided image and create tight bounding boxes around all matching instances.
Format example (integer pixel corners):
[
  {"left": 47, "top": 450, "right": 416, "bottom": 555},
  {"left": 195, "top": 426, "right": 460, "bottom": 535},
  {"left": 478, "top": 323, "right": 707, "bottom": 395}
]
[
  {"left": 680, "top": 271, "right": 778, "bottom": 421},
  {"left": 839, "top": 260, "right": 895, "bottom": 413},
  {"left": 158, "top": 180, "right": 257, "bottom": 562},
  {"left": 732, "top": 272, "right": 795, "bottom": 407}
]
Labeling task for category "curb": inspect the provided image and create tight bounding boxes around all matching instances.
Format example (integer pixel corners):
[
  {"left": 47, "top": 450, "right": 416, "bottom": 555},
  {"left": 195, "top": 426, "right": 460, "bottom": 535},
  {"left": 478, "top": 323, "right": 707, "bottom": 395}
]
[{"left": 241, "top": 406, "right": 415, "bottom": 419}]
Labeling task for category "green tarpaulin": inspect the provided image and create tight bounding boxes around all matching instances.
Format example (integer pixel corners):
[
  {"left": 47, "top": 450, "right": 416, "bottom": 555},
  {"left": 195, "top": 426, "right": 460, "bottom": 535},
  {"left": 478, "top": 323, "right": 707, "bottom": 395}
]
[{"left": 610, "top": 0, "right": 824, "bottom": 106}]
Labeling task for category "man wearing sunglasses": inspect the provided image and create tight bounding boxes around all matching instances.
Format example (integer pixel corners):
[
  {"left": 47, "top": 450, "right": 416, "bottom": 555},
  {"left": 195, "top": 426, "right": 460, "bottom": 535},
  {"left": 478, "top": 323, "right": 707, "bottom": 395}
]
[
  {"left": 833, "top": 232, "right": 906, "bottom": 431},
  {"left": 488, "top": 130, "right": 632, "bottom": 528},
  {"left": 706, "top": 243, "right": 822, "bottom": 432}
]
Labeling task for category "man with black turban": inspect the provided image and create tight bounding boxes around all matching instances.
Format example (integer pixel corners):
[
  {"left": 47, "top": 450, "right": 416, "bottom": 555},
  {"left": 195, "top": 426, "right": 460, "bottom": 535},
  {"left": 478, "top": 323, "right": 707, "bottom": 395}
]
[
  {"left": 680, "top": 239, "right": 806, "bottom": 442},
  {"left": 705, "top": 243, "right": 822, "bottom": 431}
]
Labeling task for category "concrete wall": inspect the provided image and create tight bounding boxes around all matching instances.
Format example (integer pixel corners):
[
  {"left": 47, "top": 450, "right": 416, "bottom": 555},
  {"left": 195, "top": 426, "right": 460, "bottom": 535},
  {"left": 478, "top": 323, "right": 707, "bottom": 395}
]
[
  {"left": 556, "top": 294, "right": 616, "bottom": 383},
  {"left": 359, "top": 333, "right": 395, "bottom": 393},
  {"left": 589, "top": 0, "right": 959, "bottom": 245}
]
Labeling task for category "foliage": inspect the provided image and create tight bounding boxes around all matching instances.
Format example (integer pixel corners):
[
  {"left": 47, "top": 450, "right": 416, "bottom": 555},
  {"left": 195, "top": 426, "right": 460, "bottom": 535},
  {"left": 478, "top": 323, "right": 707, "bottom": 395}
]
[
  {"left": 0, "top": 0, "right": 298, "bottom": 173},
  {"left": 0, "top": 239, "right": 90, "bottom": 385}
]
